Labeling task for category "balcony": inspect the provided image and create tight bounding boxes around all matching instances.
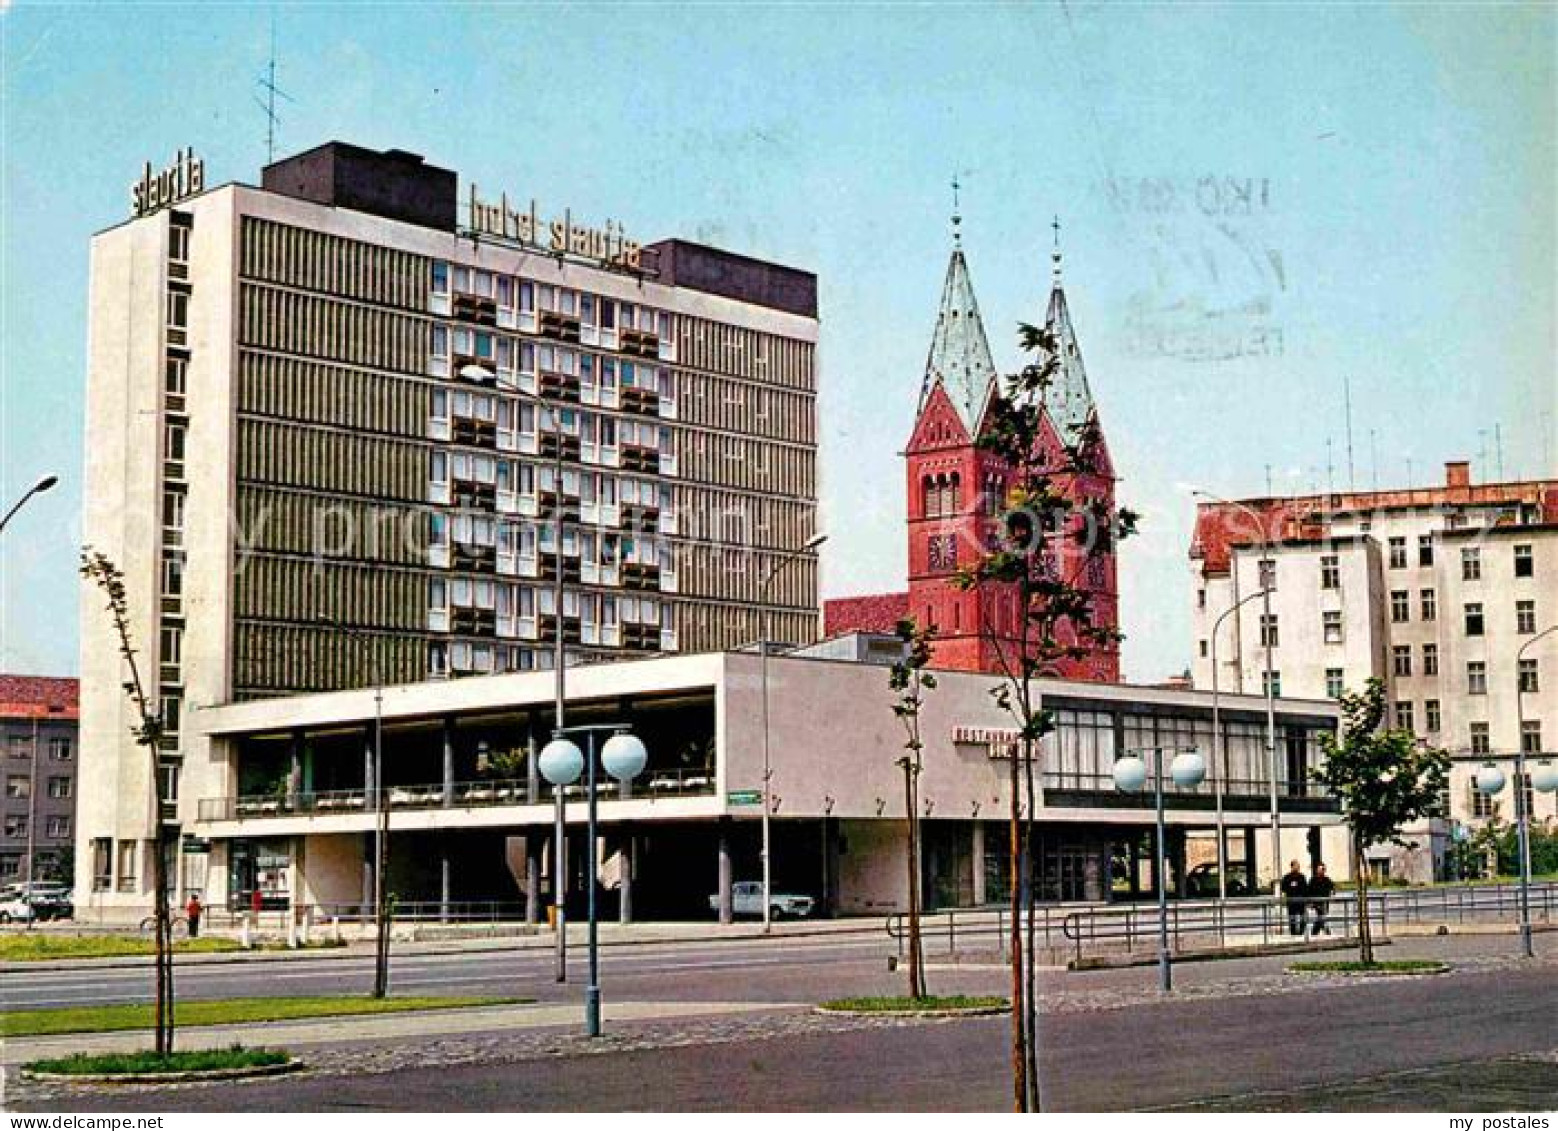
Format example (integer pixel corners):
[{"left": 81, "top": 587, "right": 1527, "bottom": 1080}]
[
  {"left": 621, "top": 621, "right": 661, "bottom": 650},
  {"left": 451, "top": 478, "right": 496, "bottom": 508},
  {"left": 452, "top": 418, "right": 498, "bottom": 447},
  {"left": 539, "top": 311, "right": 582, "bottom": 343},
  {"left": 452, "top": 356, "right": 497, "bottom": 385},
  {"left": 621, "top": 562, "right": 660, "bottom": 590},
  {"left": 538, "top": 369, "right": 581, "bottom": 403},
  {"left": 620, "top": 385, "right": 659, "bottom": 417},
  {"left": 453, "top": 293, "right": 498, "bottom": 327},
  {"left": 538, "top": 490, "right": 581, "bottom": 522},
  {"left": 537, "top": 552, "right": 582, "bottom": 584},
  {"left": 450, "top": 606, "right": 497, "bottom": 636},
  {"left": 618, "top": 504, "right": 659, "bottom": 532},
  {"left": 538, "top": 614, "right": 582, "bottom": 646},
  {"left": 619, "top": 328, "right": 659, "bottom": 358},
  {"left": 452, "top": 542, "right": 497, "bottom": 572},
  {"left": 539, "top": 432, "right": 581, "bottom": 461},
  {"left": 620, "top": 444, "right": 659, "bottom": 474}
]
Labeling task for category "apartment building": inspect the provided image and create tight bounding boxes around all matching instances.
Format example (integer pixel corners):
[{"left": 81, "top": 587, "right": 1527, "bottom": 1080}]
[
  {"left": 78, "top": 141, "right": 820, "bottom": 907},
  {"left": 0, "top": 676, "right": 79, "bottom": 885},
  {"left": 1189, "top": 461, "right": 1558, "bottom": 877}
]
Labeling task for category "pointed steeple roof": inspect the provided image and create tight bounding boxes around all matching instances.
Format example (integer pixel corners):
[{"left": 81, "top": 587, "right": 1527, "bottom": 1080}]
[
  {"left": 1039, "top": 238, "right": 1096, "bottom": 440},
  {"left": 918, "top": 243, "right": 999, "bottom": 432}
]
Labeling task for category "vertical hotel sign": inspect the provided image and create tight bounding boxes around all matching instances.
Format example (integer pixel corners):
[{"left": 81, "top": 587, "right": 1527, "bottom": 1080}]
[
  {"left": 467, "top": 184, "right": 642, "bottom": 271},
  {"left": 131, "top": 148, "right": 205, "bottom": 218}
]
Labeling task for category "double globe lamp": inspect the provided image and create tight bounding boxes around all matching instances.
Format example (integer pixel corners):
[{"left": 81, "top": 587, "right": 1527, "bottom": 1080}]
[
  {"left": 1474, "top": 757, "right": 1558, "bottom": 959},
  {"left": 538, "top": 729, "right": 648, "bottom": 1037}
]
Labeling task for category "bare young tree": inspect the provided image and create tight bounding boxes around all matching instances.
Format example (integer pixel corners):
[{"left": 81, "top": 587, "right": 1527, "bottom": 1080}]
[
  {"left": 887, "top": 617, "right": 937, "bottom": 1000},
  {"left": 80, "top": 548, "right": 176, "bottom": 1054},
  {"left": 953, "top": 323, "right": 1137, "bottom": 1112}
]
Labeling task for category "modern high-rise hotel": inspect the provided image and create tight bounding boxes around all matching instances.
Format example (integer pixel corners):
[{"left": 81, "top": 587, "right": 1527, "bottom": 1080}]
[{"left": 77, "top": 142, "right": 819, "bottom": 907}]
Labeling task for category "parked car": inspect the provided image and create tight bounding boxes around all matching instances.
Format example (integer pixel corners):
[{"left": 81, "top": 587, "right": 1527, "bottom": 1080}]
[
  {"left": 23, "top": 882, "right": 74, "bottom": 921},
  {"left": 0, "top": 887, "right": 36, "bottom": 924},
  {"left": 1185, "top": 862, "right": 1254, "bottom": 898},
  {"left": 708, "top": 881, "right": 815, "bottom": 920}
]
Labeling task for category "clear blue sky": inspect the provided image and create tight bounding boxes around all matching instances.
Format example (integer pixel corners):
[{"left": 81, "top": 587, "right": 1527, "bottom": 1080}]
[{"left": 3, "top": 2, "right": 1554, "bottom": 683}]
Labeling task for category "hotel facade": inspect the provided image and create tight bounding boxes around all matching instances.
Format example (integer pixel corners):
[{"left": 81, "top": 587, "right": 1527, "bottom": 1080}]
[{"left": 77, "top": 142, "right": 820, "bottom": 908}]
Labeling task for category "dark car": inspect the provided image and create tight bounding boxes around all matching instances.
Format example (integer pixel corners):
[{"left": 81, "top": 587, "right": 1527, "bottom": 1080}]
[{"left": 1185, "top": 863, "right": 1253, "bottom": 898}]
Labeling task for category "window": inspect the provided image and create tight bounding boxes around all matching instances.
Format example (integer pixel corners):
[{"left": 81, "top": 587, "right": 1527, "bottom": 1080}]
[
  {"left": 47, "top": 776, "right": 70, "bottom": 799},
  {"left": 91, "top": 838, "right": 111, "bottom": 892},
  {"left": 9, "top": 736, "right": 31, "bottom": 759},
  {"left": 432, "top": 260, "right": 449, "bottom": 295},
  {"left": 164, "top": 421, "right": 186, "bottom": 463},
  {"left": 1472, "top": 781, "right": 1497, "bottom": 819},
  {"left": 1258, "top": 559, "right": 1277, "bottom": 591},
  {"left": 1470, "top": 721, "right": 1491, "bottom": 754},
  {"left": 1392, "top": 645, "right": 1412, "bottom": 677},
  {"left": 166, "top": 289, "right": 189, "bottom": 330},
  {"left": 1421, "top": 588, "right": 1437, "bottom": 621},
  {"left": 45, "top": 816, "right": 69, "bottom": 839},
  {"left": 1320, "top": 555, "right": 1340, "bottom": 590},
  {"left": 1259, "top": 613, "right": 1279, "bottom": 648},
  {"left": 1394, "top": 701, "right": 1414, "bottom": 732},
  {"left": 1468, "top": 661, "right": 1487, "bottom": 695},
  {"left": 1197, "top": 588, "right": 1206, "bottom": 609},
  {"left": 1390, "top": 591, "right": 1410, "bottom": 623},
  {"left": 1198, "top": 639, "right": 1208, "bottom": 658},
  {"left": 116, "top": 841, "right": 138, "bottom": 891},
  {"left": 1461, "top": 546, "right": 1481, "bottom": 581},
  {"left": 1522, "top": 721, "right": 1543, "bottom": 754},
  {"left": 1423, "top": 643, "right": 1439, "bottom": 676},
  {"left": 168, "top": 222, "right": 190, "bottom": 262},
  {"left": 4, "top": 815, "right": 27, "bottom": 838},
  {"left": 165, "top": 355, "right": 187, "bottom": 396},
  {"left": 1325, "top": 669, "right": 1345, "bottom": 699},
  {"left": 48, "top": 737, "right": 70, "bottom": 761},
  {"left": 1519, "top": 658, "right": 1540, "bottom": 693},
  {"left": 1516, "top": 600, "right": 1536, "bottom": 635},
  {"left": 1389, "top": 537, "right": 1407, "bottom": 569},
  {"left": 5, "top": 775, "right": 30, "bottom": 799},
  {"left": 160, "top": 624, "right": 182, "bottom": 666},
  {"left": 1263, "top": 670, "right": 1282, "bottom": 698},
  {"left": 1425, "top": 699, "right": 1441, "bottom": 732},
  {"left": 1418, "top": 534, "right": 1434, "bottom": 567},
  {"left": 1514, "top": 544, "right": 1533, "bottom": 578},
  {"left": 1322, "top": 611, "right": 1344, "bottom": 644},
  {"left": 1464, "top": 602, "right": 1484, "bottom": 636}
]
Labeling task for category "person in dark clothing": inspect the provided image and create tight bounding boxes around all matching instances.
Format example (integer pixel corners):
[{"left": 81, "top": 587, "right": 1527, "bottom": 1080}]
[
  {"left": 185, "top": 892, "right": 203, "bottom": 939},
  {"left": 1308, "top": 863, "right": 1336, "bottom": 935},
  {"left": 1279, "top": 860, "right": 1309, "bottom": 936}
]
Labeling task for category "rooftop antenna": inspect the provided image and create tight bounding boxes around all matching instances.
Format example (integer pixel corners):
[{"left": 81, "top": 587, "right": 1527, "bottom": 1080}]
[
  {"left": 1325, "top": 437, "right": 1336, "bottom": 497},
  {"left": 1343, "top": 375, "right": 1356, "bottom": 491},
  {"left": 1494, "top": 422, "right": 1505, "bottom": 482},
  {"left": 1477, "top": 428, "right": 1488, "bottom": 481},
  {"left": 1369, "top": 429, "right": 1379, "bottom": 491},
  {"left": 255, "top": 11, "right": 294, "bottom": 165},
  {"left": 1264, "top": 463, "right": 1273, "bottom": 496},
  {"left": 1405, "top": 455, "right": 1414, "bottom": 486}
]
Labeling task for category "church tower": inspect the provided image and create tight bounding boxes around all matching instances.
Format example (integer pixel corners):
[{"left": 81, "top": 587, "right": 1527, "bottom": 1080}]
[{"left": 902, "top": 229, "right": 1120, "bottom": 681}]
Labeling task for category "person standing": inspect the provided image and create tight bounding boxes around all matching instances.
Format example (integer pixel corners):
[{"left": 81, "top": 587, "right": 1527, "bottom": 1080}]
[
  {"left": 185, "top": 892, "right": 203, "bottom": 939},
  {"left": 1308, "top": 863, "right": 1335, "bottom": 936},
  {"left": 1279, "top": 860, "right": 1309, "bottom": 937}
]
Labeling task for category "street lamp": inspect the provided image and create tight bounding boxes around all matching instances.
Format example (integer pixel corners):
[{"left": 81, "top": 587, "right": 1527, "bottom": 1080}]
[
  {"left": 539, "top": 725, "right": 647, "bottom": 1037},
  {"left": 0, "top": 474, "right": 59, "bottom": 535},
  {"left": 1209, "top": 586, "right": 1272, "bottom": 900},
  {"left": 1193, "top": 489, "right": 1280, "bottom": 894},
  {"left": 1114, "top": 746, "right": 1206, "bottom": 992},
  {"left": 758, "top": 531, "right": 827, "bottom": 933}
]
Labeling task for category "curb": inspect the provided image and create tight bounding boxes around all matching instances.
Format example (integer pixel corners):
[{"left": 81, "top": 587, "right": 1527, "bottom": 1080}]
[
  {"left": 1286, "top": 962, "right": 1450, "bottom": 977},
  {"left": 812, "top": 1005, "right": 1008, "bottom": 1018},
  {"left": 1067, "top": 936, "right": 1381, "bottom": 971},
  {"left": 20, "top": 1057, "right": 305, "bottom": 1085}
]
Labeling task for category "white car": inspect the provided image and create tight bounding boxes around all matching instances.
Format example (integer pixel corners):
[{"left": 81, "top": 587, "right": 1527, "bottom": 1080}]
[
  {"left": 0, "top": 889, "right": 36, "bottom": 924},
  {"left": 709, "top": 881, "right": 814, "bottom": 920}
]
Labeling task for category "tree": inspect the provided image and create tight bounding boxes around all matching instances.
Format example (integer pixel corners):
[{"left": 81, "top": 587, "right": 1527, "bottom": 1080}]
[
  {"left": 953, "top": 323, "right": 1137, "bottom": 1112},
  {"left": 887, "top": 617, "right": 937, "bottom": 1000},
  {"left": 80, "top": 548, "right": 176, "bottom": 1054},
  {"left": 1312, "top": 679, "right": 1449, "bottom": 963}
]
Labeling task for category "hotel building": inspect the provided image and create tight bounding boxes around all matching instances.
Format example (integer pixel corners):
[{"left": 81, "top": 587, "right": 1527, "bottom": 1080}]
[{"left": 78, "top": 142, "right": 819, "bottom": 908}]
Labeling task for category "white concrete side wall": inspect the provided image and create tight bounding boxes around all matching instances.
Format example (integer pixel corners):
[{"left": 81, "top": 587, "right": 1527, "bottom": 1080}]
[
  {"left": 297, "top": 833, "right": 364, "bottom": 909},
  {"left": 836, "top": 819, "right": 909, "bottom": 914}
]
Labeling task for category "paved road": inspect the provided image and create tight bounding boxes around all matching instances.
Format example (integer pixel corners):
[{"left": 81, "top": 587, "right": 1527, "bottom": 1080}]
[{"left": 11, "top": 955, "right": 1555, "bottom": 1111}]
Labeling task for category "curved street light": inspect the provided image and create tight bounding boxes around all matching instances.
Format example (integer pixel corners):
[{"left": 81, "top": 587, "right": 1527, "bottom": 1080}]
[{"left": 0, "top": 475, "right": 59, "bottom": 536}]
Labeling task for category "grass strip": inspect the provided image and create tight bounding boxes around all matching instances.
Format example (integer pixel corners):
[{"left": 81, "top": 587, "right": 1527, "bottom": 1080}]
[
  {"left": 0, "top": 935, "right": 242, "bottom": 962},
  {"left": 2, "top": 995, "right": 524, "bottom": 1037},
  {"left": 818, "top": 995, "right": 1008, "bottom": 1013},
  {"left": 27, "top": 1045, "right": 289, "bottom": 1076},
  {"left": 1288, "top": 959, "right": 1447, "bottom": 974}
]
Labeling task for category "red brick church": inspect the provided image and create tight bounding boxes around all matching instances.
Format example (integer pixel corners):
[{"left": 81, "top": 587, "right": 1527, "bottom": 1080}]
[{"left": 823, "top": 230, "right": 1120, "bottom": 682}]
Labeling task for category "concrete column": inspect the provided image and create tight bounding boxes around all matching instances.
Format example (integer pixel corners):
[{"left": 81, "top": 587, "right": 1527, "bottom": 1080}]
[
  {"left": 361, "top": 833, "right": 374, "bottom": 911},
  {"left": 1243, "top": 826, "right": 1259, "bottom": 888},
  {"left": 288, "top": 729, "right": 304, "bottom": 809},
  {"left": 526, "top": 731, "right": 539, "bottom": 805},
  {"left": 525, "top": 836, "right": 542, "bottom": 924},
  {"left": 440, "top": 852, "right": 451, "bottom": 923},
  {"left": 442, "top": 716, "right": 456, "bottom": 808},
  {"left": 289, "top": 836, "right": 305, "bottom": 919},
  {"left": 717, "top": 820, "right": 733, "bottom": 925},
  {"left": 363, "top": 728, "right": 376, "bottom": 805},
  {"left": 618, "top": 832, "right": 634, "bottom": 923},
  {"left": 971, "top": 821, "right": 987, "bottom": 906}
]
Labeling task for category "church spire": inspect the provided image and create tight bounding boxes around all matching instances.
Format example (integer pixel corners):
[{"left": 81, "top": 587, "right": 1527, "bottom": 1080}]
[
  {"left": 1039, "top": 221, "right": 1096, "bottom": 440},
  {"left": 918, "top": 224, "right": 998, "bottom": 432}
]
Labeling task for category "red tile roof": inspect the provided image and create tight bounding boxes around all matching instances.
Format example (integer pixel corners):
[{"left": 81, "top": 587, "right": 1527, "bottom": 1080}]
[
  {"left": 1190, "top": 471, "right": 1558, "bottom": 577},
  {"left": 823, "top": 592, "right": 910, "bottom": 637},
  {"left": 0, "top": 675, "right": 80, "bottom": 720}
]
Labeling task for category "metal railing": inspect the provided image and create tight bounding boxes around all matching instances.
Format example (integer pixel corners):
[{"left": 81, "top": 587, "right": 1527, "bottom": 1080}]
[{"left": 198, "top": 771, "right": 717, "bottom": 821}]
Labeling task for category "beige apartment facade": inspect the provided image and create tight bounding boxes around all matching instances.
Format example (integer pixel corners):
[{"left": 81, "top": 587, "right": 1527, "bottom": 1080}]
[
  {"left": 78, "top": 142, "right": 820, "bottom": 908},
  {"left": 1190, "top": 463, "right": 1558, "bottom": 881}
]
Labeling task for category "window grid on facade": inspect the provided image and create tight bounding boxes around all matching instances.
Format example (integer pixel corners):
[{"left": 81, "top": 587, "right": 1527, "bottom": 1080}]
[{"left": 1390, "top": 590, "right": 1409, "bottom": 623}]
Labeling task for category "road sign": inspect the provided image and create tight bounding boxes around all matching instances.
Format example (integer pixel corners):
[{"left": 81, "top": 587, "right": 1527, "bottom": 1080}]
[{"left": 726, "top": 790, "right": 762, "bottom": 806}]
